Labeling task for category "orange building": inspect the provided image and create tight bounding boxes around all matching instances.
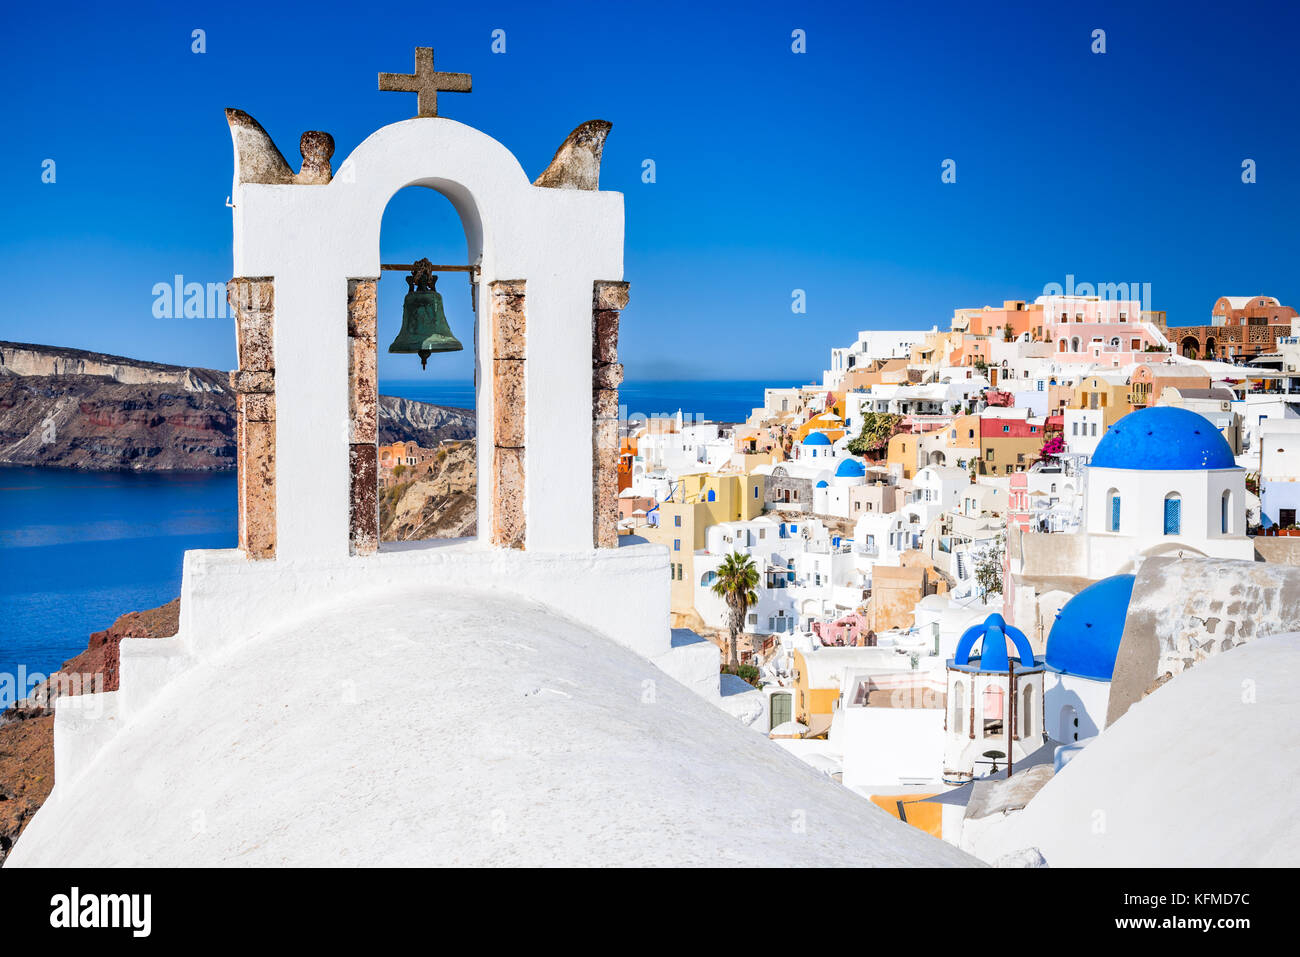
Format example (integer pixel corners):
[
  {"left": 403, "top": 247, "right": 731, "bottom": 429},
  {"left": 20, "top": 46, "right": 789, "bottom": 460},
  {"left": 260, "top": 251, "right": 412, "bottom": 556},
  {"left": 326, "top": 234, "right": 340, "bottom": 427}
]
[
  {"left": 953, "top": 300, "right": 1046, "bottom": 342},
  {"left": 1128, "top": 363, "right": 1210, "bottom": 409}
]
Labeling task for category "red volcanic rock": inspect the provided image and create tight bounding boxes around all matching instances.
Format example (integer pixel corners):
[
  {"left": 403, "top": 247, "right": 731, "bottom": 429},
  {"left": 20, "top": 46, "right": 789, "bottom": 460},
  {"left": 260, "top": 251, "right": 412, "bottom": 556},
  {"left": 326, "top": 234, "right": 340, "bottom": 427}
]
[
  {"left": 0, "top": 711, "right": 54, "bottom": 863},
  {"left": 44, "top": 599, "right": 180, "bottom": 698}
]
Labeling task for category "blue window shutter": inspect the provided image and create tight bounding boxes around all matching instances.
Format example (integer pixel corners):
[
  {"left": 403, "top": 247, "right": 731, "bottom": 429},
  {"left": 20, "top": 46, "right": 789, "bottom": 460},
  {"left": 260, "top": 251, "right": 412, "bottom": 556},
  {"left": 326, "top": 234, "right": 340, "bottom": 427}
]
[
  {"left": 1111, "top": 495, "right": 1121, "bottom": 532},
  {"left": 1164, "top": 497, "right": 1181, "bottom": 535}
]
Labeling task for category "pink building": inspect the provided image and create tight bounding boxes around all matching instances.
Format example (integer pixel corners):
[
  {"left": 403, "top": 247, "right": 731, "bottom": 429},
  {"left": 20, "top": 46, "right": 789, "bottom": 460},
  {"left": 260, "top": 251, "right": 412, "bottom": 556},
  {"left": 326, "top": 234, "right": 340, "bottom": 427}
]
[
  {"left": 1007, "top": 471, "right": 1031, "bottom": 533},
  {"left": 1039, "top": 295, "right": 1169, "bottom": 366},
  {"left": 812, "top": 613, "right": 875, "bottom": 647}
]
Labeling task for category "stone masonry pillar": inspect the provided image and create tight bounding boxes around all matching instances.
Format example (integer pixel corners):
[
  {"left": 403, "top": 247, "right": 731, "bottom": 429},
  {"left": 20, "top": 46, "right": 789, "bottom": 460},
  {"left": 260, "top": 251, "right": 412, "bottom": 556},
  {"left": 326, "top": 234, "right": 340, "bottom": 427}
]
[
  {"left": 490, "top": 280, "right": 526, "bottom": 548},
  {"left": 347, "top": 279, "right": 379, "bottom": 556},
  {"left": 593, "top": 281, "right": 629, "bottom": 548},
  {"left": 227, "top": 277, "right": 276, "bottom": 560}
]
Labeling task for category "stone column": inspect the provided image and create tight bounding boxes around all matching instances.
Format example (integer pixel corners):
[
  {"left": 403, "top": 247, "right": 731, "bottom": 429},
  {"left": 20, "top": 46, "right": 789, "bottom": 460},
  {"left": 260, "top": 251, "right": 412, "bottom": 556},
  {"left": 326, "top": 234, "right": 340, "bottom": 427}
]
[
  {"left": 227, "top": 278, "right": 277, "bottom": 560},
  {"left": 593, "top": 281, "right": 629, "bottom": 548},
  {"left": 348, "top": 279, "right": 379, "bottom": 556},
  {"left": 490, "top": 280, "right": 527, "bottom": 549}
]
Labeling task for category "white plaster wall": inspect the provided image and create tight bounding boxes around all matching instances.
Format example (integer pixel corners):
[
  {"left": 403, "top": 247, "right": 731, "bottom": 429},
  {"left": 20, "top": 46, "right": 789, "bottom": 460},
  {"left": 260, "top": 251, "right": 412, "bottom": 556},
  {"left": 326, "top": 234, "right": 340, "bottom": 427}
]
[
  {"left": 1043, "top": 672, "right": 1111, "bottom": 742},
  {"left": 839, "top": 707, "right": 946, "bottom": 788},
  {"left": 175, "top": 541, "right": 669, "bottom": 663},
  {"left": 231, "top": 118, "right": 623, "bottom": 556},
  {"left": 1064, "top": 409, "right": 1104, "bottom": 457},
  {"left": 1085, "top": 466, "right": 1247, "bottom": 545}
]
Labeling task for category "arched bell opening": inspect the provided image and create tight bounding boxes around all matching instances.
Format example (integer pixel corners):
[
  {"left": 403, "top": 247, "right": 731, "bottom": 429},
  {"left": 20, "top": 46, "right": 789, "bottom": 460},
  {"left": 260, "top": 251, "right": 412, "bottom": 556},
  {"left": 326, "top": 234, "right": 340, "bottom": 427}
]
[{"left": 360, "top": 184, "right": 485, "bottom": 550}]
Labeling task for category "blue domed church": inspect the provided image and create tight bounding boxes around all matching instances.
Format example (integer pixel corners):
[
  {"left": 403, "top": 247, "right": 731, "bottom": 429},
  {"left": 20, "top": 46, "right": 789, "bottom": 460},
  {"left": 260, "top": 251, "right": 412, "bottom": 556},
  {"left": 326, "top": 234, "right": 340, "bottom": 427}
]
[
  {"left": 1008, "top": 407, "right": 1254, "bottom": 647},
  {"left": 1082, "top": 407, "right": 1252, "bottom": 570}
]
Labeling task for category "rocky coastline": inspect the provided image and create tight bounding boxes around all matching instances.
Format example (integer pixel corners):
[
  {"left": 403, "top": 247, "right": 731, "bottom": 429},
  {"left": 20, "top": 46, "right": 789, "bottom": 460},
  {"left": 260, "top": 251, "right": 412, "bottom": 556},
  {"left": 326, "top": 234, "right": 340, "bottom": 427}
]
[
  {"left": 0, "top": 600, "right": 180, "bottom": 863},
  {"left": 0, "top": 341, "right": 474, "bottom": 471}
]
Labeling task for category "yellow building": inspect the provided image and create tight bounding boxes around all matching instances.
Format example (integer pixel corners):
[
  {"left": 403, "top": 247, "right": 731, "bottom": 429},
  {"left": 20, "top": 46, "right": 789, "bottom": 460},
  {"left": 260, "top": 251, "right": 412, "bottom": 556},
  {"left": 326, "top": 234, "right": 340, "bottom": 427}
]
[
  {"left": 641, "top": 471, "right": 765, "bottom": 621},
  {"left": 1071, "top": 373, "right": 1132, "bottom": 424},
  {"left": 795, "top": 395, "right": 847, "bottom": 445},
  {"left": 790, "top": 648, "right": 840, "bottom": 732}
]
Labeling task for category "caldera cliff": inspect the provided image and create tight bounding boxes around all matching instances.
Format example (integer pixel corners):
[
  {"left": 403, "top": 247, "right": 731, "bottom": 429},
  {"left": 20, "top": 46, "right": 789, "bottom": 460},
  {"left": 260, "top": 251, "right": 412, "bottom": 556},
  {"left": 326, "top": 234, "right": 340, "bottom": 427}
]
[{"left": 0, "top": 341, "right": 473, "bottom": 470}]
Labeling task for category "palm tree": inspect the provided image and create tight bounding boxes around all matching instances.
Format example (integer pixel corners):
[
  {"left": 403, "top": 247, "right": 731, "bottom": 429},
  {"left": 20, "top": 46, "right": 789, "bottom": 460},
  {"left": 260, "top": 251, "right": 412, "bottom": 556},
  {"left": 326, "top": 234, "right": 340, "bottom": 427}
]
[{"left": 711, "top": 552, "right": 759, "bottom": 671}]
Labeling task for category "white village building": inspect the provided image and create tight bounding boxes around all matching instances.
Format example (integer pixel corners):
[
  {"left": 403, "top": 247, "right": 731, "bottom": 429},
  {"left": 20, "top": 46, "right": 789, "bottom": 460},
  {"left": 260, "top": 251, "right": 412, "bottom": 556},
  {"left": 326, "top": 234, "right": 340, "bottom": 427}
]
[{"left": 822, "top": 328, "right": 935, "bottom": 390}]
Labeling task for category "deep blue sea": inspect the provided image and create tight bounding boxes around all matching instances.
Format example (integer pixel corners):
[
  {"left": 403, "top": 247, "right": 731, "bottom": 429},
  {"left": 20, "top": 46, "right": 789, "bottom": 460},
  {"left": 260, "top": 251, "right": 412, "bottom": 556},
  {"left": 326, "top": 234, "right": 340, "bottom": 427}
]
[
  {"left": 0, "top": 467, "right": 236, "bottom": 707},
  {"left": 382, "top": 378, "right": 792, "bottom": 424},
  {"left": 0, "top": 380, "right": 791, "bottom": 706}
]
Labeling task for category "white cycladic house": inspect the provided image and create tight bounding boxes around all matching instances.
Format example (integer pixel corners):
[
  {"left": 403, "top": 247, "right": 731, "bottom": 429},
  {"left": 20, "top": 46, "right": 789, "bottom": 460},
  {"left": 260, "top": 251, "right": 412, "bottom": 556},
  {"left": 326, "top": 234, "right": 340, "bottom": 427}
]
[
  {"left": 823, "top": 329, "right": 934, "bottom": 390},
  {"left": 1258, "top": 418, "right": 1300, "bottom": 527},
  {"left": 1064, "top": 407, "right": 1106, "bottom": 457}
]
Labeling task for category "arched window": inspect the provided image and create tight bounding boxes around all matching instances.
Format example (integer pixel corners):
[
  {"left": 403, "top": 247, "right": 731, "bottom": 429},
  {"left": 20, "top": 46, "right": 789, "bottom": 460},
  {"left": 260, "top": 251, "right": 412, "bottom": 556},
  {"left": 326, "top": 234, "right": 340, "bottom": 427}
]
[
  {"left": 1108, "top": 488, "right": 1121, "bottom": 532},
  {"left": 1163, "top": 492, "right": 1182, "bottom": 535},
  {"left": 1021, "top": 684, "right": 1034, "bottom": 739},
  {"left": 1071, "top": 337, "right": 1081, "bottom": 353},
  {"left": 1221, "top": 490, "right": 1231, "bottom": 534},
  {"left": 983, "top": 685, "right": 1004, "bottom": 736},
  {"left": 706, "top": 489, "right": 716, "bottom": 502},
  {"left": 952, "top": 681, "right": 965, "bottom": 736}
]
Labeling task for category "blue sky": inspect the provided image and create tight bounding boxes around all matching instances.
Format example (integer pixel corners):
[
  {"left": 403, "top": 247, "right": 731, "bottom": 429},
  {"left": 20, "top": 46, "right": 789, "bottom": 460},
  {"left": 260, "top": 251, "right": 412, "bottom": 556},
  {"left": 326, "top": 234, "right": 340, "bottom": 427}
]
[{"left": 2, "top": 0, "right": 1297, "bottom": 384}]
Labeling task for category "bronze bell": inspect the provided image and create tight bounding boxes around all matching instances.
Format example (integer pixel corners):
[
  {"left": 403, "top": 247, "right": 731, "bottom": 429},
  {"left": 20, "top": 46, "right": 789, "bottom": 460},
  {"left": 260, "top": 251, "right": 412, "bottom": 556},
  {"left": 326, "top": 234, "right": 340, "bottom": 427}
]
[{"left": 388, "top": 258, "right": 464, "bottom": 368}]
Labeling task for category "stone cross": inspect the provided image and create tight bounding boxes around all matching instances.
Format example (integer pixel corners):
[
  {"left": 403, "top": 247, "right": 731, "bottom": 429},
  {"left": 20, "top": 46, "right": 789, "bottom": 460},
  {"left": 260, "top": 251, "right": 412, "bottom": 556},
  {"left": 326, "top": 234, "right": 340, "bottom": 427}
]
[{"left": 378, "top": 47, "right": 471, "bottom": 118}]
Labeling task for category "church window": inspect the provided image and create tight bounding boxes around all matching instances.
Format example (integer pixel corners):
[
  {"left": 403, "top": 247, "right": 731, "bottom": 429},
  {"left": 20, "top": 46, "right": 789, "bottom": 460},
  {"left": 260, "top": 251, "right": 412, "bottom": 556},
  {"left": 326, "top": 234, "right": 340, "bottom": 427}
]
[
  {"left": 1163, "top": 493, "right": 1182, "bottom": 535},
  {"left": 983, "top": 685, "right": 1004, "bottom": 736},
  {"left": 1109, "top": 490, "right": 1121, "bottom": 531},
  {"left": 952, "top": 681, "right": 965, "bottom": 736},
  {"left": 1221, "top": 490, "right": 1231, "bottom": 534}
]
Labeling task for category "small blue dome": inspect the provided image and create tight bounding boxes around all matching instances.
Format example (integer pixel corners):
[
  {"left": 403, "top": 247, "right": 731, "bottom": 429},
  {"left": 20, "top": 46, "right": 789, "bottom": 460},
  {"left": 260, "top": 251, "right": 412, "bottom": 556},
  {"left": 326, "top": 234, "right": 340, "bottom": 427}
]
[
  {"left": 802, "top": 431, "right": 832, "bottom": 446},
  {"left": 952, "top": 613, "right": 1036, "bottom": 671},
  {"left": 835, "top": 457, "right": 866, "bottom": 477},
  {"left": 1046, "top": 575, "right": 1135, "bottom": 681},
  {"left": 815, "top": 480, "right": 829, "bottom": 488},
  {"left": 1090, "top": 407, "right": 1236, "bottom": 471}
]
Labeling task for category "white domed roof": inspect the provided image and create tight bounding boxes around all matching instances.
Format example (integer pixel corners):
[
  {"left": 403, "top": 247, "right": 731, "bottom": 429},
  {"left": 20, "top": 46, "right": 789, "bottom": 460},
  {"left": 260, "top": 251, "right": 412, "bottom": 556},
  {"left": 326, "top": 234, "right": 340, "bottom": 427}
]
[{"left": 9, "top": 588, "right": 973, "bottom": 867}]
